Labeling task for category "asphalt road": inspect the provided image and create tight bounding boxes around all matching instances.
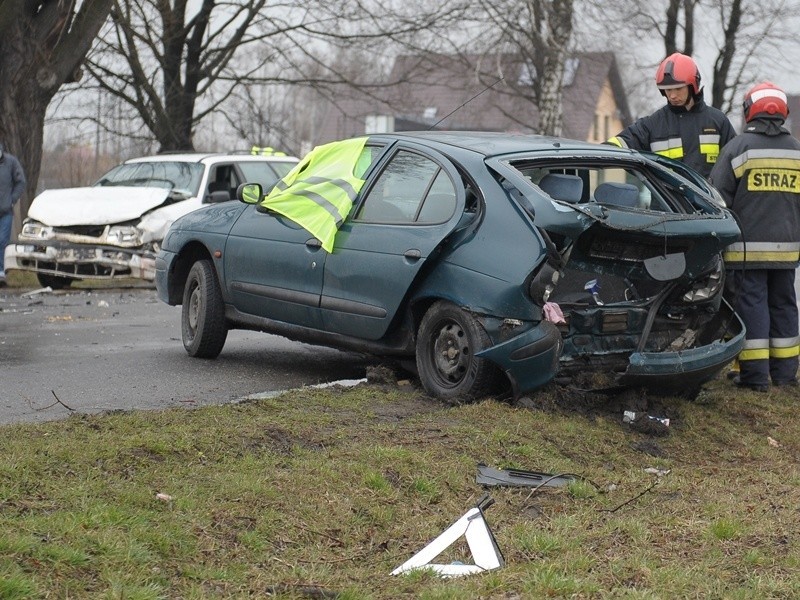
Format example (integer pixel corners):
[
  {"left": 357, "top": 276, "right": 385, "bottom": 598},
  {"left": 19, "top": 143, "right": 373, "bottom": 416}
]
[{"left": 0, "top": 284, "right": 378, "bottom": 425}]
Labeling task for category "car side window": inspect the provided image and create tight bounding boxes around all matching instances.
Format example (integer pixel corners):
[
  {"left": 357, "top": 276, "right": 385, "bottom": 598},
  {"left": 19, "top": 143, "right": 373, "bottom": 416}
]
[
  {"left": 206, "top": 164, "right": 237, "bottom": 201},
  {"left": 417, "top": 170, "right": 457, "bottom": 223},
  {"left": 356, "top": 150, "right": 456, "bottom": 224}
]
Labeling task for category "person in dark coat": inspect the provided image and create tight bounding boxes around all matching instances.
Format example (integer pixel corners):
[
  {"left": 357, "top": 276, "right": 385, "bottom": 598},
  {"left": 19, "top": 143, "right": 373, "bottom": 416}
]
[
  {"left": 709, "top": 82, "right": 800, "bottom": 391},
  {"left": 0, "top": 143, "right": 26, "bottom": 286},
  {"left": 608, "top": 53, "right": 736, "bottom": 179}
]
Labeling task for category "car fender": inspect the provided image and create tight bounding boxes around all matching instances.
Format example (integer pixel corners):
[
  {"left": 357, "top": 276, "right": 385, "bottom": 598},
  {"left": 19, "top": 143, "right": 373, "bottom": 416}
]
[{"left": 139, "top": 197, "right": 204, "bottom": 243}]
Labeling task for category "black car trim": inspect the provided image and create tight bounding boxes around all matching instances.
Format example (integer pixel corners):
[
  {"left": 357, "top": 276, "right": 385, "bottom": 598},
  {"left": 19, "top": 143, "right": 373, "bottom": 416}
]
[
  {"left": 320, "top": 295, "right": 387, "bottom": 318},
  {"left": 225, "top": 306, "right": 412, "bottom": 355},
  {"left": 230, "top": 281, "right": 319, "bottom": 307}
]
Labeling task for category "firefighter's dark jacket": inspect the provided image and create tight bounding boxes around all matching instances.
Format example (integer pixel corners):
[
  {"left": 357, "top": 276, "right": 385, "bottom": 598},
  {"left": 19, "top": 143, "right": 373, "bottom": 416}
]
[
  {"left": 608, "top": 96, "right": 736, "bottom": 179},
  {"left": 709, "top": 115, "right": 800, "bottom": 269}
]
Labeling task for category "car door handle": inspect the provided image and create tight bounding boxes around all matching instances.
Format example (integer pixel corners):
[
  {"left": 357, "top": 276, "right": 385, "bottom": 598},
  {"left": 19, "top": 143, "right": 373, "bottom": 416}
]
[
  {"left": 306, "top": 238, "right": 322, "bottom": 249},
  {"left": 404, "top": 249, "right": 421, "bottom": 260}
]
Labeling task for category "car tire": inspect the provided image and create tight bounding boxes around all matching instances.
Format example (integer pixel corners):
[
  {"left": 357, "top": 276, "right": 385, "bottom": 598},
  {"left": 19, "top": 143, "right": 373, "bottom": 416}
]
[
  {"left": 181, "top": 259, "right": 228, "bottom": 358},
  {"left": 416, "top": 300, "right": 501, "bottom": 402},
  {"left": 36, "top": 273, "right": 72, "bottom": 290}
]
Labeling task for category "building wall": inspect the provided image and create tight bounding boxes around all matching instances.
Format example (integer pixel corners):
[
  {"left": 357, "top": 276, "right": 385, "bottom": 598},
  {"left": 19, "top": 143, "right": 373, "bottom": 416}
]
[{"left": 590, "top": 79, "right": 626, "bottom": 143}]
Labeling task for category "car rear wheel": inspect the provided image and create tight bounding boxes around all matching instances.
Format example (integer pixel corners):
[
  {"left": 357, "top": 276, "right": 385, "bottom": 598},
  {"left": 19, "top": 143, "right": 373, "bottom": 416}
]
[
  {"left": 416, "top": 300, "right": 501, "bottom": 402},
  {"left": 181, "top": 259, "right": 228, "bottom": 358},
  {"left": 36, "top": 273, "right": 72, "bottom": 290}
]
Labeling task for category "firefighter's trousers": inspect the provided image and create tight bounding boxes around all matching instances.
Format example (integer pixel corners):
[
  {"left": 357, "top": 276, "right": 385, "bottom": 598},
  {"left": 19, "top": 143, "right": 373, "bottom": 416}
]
[{"left": 729, "top": 268, "right": 800, "bottom": 386}]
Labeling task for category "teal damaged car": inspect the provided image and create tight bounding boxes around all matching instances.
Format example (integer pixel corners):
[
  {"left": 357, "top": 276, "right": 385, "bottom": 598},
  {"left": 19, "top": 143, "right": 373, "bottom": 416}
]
[{"left": 155, "top": 132, "right": 744, "bottom": 401}]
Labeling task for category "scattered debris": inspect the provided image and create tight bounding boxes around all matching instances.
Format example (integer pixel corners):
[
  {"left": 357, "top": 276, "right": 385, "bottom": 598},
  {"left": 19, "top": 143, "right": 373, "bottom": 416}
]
[
  {"left": 392, "top": 494, "right": 504, "bottom": 578},
  {"left": 768, "top": 436, "right": 781, "bottom": 448},
  {"left": 28, "top": 390, "right": 75, "bottom": 414},
  {"left": 623, "top": 411, "right": 670, "bottom": 427},
  {"left": 155, "top": 493, "right": 173, "bottom": 502},
  {"left": 21, "top": 286, "right": 53, "bottom": 297},
  {"left": 601, "top": 477, "right": 663, "bottom": 513},
  {"left": 643, "top": 467, "right": 671, "bottom": 477},
  {"left": 46, "top": 315, "right": 74, "bottom": 323},
  {"left": 623, "top": 409, "right": 671, "bottom": 436},
  {"left": 543, "top": 302, "right": 566, "bottom": 324},
  {"left": 97, "top": 300, "right": 110, "bottom": 308},
  {"left": 476, "top": 464, "right": 576, "bottom": 488}
]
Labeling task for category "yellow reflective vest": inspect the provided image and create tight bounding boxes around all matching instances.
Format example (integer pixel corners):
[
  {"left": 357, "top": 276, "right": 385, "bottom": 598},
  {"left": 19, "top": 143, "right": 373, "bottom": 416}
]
[{"left": 261, "top": 137, "right": 369, "bottom": 252}]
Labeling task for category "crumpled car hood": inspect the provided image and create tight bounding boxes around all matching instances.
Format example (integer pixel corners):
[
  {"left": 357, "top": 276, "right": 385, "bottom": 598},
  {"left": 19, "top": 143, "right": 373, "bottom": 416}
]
[{"left": 27, "top": 186, "right": 171, "bottom": 226}]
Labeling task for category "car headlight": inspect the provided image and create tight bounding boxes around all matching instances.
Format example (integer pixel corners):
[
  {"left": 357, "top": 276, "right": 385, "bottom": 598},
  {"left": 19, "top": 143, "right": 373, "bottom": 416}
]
[
  {"left": 107, "top": 225, "right": 142, "bottom": 246},
  {"left": 682, "top": 258, "right": 723, "bottom": 302},
  {"left": 20, "top": 221, "right": 52, "bottom": 239},
  {"left": 708, "top": 186, "right": 726, "bottom": 208}
]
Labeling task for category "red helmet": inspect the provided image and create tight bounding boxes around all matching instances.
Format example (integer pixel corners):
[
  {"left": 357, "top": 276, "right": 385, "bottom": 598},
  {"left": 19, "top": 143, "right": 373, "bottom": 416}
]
[
  {"left": 655, "top": 53, "right": 701, "bottom": 96},
  {"left": 743, "top": 81, "right": 789, "bottom": 122}
]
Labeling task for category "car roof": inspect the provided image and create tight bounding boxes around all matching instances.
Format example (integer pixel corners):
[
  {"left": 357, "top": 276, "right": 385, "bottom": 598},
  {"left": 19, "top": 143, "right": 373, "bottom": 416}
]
[
  {"left": 373, "top": 130, "right": 624, "bottom": 159},
  {"left": 124, "top": 152, "right": 299, "bottom": 164}
]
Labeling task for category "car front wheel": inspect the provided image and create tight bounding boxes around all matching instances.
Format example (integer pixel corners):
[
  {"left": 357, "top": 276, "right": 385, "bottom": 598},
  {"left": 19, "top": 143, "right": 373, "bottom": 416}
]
[
  {"left": 181, "top": 259, "right": 228, "bottom": 358},
  {"left": 416, "top": 300, "right": 500, "bottom": 402}
]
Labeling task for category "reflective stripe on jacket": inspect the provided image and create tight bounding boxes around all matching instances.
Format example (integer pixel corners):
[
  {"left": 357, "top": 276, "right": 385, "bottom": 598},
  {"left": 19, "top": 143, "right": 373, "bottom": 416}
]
[
  {"left": 262, "top": 137, "right": 369, "bottom": 252},
  {"left": 607, "top": 99, "right": 736, "bottom": 179},
  {"left": 709, "top": 119, "right": 800, "bottom": 269}
]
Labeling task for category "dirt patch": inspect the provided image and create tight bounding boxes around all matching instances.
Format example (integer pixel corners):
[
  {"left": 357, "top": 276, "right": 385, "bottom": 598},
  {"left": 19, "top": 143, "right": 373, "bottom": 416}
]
[
  {"left": 515, "top": 376, "right": 679, "bottom": 438},
  {"left": 239, "top": 426, "right": 325, "bottom": 456},
  {"left": 363, "top": 364, "right": 446, "bottom": 421},
  {"left": 361, "top": 363, "right": 680, "bottom": 438}
]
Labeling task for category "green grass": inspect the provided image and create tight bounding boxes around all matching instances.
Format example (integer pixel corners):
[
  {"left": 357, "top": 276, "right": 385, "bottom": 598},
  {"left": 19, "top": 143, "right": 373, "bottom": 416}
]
[{"left": 1, "top": 378, "right": 799, "bottom": 598}]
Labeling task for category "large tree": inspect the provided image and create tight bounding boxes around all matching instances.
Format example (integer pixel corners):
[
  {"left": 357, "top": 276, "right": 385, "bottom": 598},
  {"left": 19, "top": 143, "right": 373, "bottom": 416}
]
[
  {"left": 599, "top": 0, "right": 800, "bottom": 115},
  {"left": 461, "top": 0, "right": 575, "bottom": 136},
  {"left": 0, "top": 0, "right": 112, "bottom": 224},
  {"left": 82, "top": 0, "right": 466, "bottom": 153}
]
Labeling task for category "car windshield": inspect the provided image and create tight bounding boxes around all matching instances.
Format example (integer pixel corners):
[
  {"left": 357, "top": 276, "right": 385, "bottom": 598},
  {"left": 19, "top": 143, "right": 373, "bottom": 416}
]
[
  {"left": 239, "top": 161, "right": 295, "bottom": 192},
  {"left": 94, "top": 161, "right": 205, "bottom": 195}
]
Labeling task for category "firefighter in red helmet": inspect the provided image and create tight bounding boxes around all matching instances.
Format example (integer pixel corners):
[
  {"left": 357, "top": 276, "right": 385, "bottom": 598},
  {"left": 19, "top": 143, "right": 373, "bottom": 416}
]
[
  {"left": 608, "top": 53, "right": 736, "bottom": 179},
  {"left": 709, "top": 82, "right": 800, "bottom": 391}
]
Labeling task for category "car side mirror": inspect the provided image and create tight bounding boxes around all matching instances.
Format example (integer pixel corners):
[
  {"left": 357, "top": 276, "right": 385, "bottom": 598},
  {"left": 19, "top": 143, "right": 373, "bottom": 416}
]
[
  {"left": 237, "top": 182, "right": 263, "bottom": 205},
  {"left": 207, "top": 190, "right": 231, "bottom": 204}
]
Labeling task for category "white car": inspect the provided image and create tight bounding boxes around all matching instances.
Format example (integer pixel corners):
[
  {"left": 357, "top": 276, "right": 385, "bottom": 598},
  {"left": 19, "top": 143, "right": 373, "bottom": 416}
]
[{"left": 5, "top": 151, "right": 299, "bottom": 288}]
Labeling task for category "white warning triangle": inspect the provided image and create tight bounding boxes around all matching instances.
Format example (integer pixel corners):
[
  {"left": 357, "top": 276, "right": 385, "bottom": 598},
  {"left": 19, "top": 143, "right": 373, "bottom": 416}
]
[{"left": 391, "top": 495, "right": 504, "bottom": 577}]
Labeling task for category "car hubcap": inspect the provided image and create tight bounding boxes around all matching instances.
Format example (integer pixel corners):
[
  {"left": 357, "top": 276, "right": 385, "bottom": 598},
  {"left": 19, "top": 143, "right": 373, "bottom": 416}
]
[
  {"left": 432, "top": 322, "right": 469, "bottom": 383},
  {"left": 188, "top": 285, "right": 200, "bottom": 332}
]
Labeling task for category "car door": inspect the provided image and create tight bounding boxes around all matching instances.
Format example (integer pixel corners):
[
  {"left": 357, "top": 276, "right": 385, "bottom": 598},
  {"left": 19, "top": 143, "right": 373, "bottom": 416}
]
[
  {"left": 319, "top": 145, "right": 465, "bottom": 340},
  {"left": 223, "top": 204, "right": 325, "bottom": 328}
]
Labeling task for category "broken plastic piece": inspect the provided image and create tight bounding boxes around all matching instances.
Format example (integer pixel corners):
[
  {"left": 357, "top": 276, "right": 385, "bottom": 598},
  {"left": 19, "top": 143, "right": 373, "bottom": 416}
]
[
  {"left": 643, "top": 467, "right": 671, "bottom": 477},
  {"left": 643, "top": 252, "right": 686, "bottom": 281},
  {"left": 543, "top": 302, "right": 566, "bottom": 324},
  {"left": 391, "top": 494, "right": 504, "bottom": 578},
  {"left": 21, "top": 286, "right": 53, "bottom": 297},
  {"left": 584, "top": 279, "right": 604, "bottom": 305},
  {"left": 623, "top": 411, "right": 670, "bottom": 427},
  {"left": 476, "top": 464, "right": 575, "bottom": 488}
]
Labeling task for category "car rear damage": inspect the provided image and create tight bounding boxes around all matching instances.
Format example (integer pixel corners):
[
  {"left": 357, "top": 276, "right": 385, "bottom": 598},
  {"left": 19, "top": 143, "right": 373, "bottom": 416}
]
[{"left": 478, "top": 151, "right": 745, "bottom": 396}]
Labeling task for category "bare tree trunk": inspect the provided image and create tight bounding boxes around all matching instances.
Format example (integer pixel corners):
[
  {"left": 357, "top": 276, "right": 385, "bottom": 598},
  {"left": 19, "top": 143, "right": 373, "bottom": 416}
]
[
  {"left": 665, "top": 0, "right": 680, "bottom": 54},
  {"left": 535, "top": 0, "right": 573, "bottom": 136},
  {"left": 0, "top": 0, "right": 112, "bottom": 230},
  {"left": 711, "top": 0, "right": 742, "bottom": 109},
  {"left": 683, "top": 0, "right": 695, "bottom": 55},
  {"left": 663, "top": 0, "right": 698, "bottom": 56}
]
